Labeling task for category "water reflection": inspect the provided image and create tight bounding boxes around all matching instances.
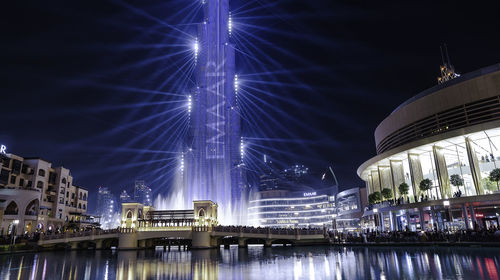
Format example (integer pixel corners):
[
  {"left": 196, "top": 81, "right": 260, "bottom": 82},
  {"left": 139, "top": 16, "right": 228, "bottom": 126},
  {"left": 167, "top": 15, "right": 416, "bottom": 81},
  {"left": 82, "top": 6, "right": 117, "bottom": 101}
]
[{"left": 0, "top": 245, "right": 499, "bottom": 279}]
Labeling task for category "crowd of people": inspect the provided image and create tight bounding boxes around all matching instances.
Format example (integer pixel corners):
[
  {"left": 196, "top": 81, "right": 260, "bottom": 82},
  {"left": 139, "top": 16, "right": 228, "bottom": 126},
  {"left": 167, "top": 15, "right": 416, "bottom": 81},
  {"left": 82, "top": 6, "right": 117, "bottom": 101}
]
[{"left": 332, "top": 227, "right": 500, "bottom": 244}]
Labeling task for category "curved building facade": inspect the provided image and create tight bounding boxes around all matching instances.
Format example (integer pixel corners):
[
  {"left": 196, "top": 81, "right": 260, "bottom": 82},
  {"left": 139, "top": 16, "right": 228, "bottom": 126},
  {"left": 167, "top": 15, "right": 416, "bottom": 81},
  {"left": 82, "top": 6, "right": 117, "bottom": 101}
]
[
  {"left": 358, "top": 64, "right": 500, "bottom": 231},
  {"left": 248, "top": 188, "right": 336, "bottom": 228}
]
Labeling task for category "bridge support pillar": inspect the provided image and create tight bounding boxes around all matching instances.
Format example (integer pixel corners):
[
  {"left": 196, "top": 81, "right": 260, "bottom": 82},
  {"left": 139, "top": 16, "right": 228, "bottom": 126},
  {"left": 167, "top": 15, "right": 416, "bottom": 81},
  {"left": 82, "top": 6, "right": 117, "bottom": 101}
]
[
  {"left": 95, "top": 239, "right": 103, "bottom": 250},
  {"left": 118, "top": 233, "right": 138, "bottom": 250},
  {"left": 192, "top": 231, "right": 213, "bottom": 249},
  {"left": 264, "top": 240, "right": 272, "bottom": 248},
  {"left": 238, "top": 238, "right": 247, "bottom": 248},
  {"left": 138, "top": 240, "right": 146, "bottom": 248},
  {"left": 70, "top": 242, "right": 79, "bottom": 250}
]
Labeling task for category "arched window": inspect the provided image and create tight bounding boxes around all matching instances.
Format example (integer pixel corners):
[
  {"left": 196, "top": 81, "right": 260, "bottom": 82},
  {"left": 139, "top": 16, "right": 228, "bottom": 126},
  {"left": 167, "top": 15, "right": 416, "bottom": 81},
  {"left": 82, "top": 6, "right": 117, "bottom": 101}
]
[
  {"left": 36, "top": 181, "right": 44, "bottom": 189},
  {"left": 126, "top": 211, "right": 133, "bottom": 219},
  {"left": 83, "top": 194, "right": 87, "bottom": 201},
  {"left": 25, "top": 199, "right": 39, "bottom": 216},
  {"left": 5, "top": 201, "right": 19, "bottom": 215},
  {"left": 79, "top": 192, "right": 82, "bottom": 199},
  {"left": 198, "top": 208, "right": 205, "bottom": 217},
  {"left": 78, "top": 203, "right": 81, "bottom": 209},
  {"left": 82, "top": 204, "right": 86, "bottom": 210},
  {"left": 62, "top": 178, "right": 66, "bottom": 184},
  {"left": 38, "top": 169, "right": 45, "bottom": 177}
]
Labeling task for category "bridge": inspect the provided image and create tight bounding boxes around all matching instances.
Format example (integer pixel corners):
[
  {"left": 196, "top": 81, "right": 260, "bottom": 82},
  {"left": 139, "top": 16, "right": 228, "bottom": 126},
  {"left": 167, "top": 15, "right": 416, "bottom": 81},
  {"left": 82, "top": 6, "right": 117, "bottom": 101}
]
[{"left": 37, "top": 200, "right": 330, "bottom": 250}]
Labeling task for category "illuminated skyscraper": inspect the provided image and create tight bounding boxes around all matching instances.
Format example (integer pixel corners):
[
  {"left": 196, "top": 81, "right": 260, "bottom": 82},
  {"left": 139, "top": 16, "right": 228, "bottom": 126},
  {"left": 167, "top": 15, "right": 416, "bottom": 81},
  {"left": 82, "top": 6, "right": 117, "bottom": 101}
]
[
  {"left": 184, "top": 0, "right": 246, "bottom": 224},
  {"left": 134, "top": 180, "right": 152, "bottom": 206}
]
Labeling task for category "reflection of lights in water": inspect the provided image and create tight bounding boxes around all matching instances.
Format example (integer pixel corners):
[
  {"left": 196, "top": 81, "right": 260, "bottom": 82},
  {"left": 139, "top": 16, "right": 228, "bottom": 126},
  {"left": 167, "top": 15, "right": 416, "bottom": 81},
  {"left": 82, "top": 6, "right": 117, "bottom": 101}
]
[
  {"left": 308, "top": 253, "right": 315, "bottom": 280},
  {"left": 323, "top": 256, "right": 331, "bottom": 277},
  {"left": 336, "top": 259, "right": 342, "bottom": 280},
  {"left": 434, "top": 253, "right": 443, "bottom": 277},
  {"left": 30, "top": 255, "right": 38, "bottom": 280},
  {"left": 42, "top": 258, "right": 47, "bottom": 279},
  {"left": 104, "top": 260, "right": 109, "bottom": 280},
  {"left": 293, "top": 253, "right": 302, "bottom": 280}
]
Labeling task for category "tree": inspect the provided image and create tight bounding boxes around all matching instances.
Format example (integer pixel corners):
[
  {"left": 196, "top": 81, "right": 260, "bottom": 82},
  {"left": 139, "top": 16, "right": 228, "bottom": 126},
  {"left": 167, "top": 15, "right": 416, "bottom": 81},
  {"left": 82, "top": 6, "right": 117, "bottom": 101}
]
[
  {"left": 372, "top": 191, "right": 382, "bottom": 203},
  {"left": 398, "top": 182, "right": 410, "bottom": 198},
  {"left": 450, "top": 174, "right": 464, "bottom": 187},
  {"left": 368, "top": 193, "right": 376, "bottom": 205},
  {"left": 450, "top": 174, "right": 464, "bottom": 193},
  {"left": 419, "top": 179, "right": 432, "bottom": 197},
  {"left": 381, "top": 188, "right": 393, "bottom": 200},
  {"left": 489, "top": 168, "right": 500, "bottom": 191}
]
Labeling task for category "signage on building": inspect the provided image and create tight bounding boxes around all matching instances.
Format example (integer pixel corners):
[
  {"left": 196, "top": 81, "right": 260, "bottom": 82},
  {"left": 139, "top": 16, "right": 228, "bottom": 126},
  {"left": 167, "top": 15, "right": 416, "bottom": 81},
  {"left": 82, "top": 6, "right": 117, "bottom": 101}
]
[
  {"left": 0, "top": 145, "right": 6, "bottom": 155},
  {"left": 303, "top": 192, "right": 317, "bottom": 197}
]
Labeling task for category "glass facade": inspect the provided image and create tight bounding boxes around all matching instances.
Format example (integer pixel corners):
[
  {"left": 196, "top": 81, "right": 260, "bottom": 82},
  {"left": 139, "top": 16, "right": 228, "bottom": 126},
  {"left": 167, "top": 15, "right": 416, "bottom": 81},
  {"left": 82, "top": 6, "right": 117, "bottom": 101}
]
[{"left": 362, "top": 128, "right": 500, "bottom": 202}]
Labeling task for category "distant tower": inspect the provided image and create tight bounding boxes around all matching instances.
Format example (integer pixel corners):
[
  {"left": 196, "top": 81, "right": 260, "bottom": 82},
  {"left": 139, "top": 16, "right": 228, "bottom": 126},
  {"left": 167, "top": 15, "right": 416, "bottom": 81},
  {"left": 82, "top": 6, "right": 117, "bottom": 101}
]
[
  {"left": 437, "top": 44, "right": 460, "bottom": 84},
  {"left": 134, "top": 180, "right": 152, "bottom": 206},
  {"left": 184, "top": 0, "right": 246, "bottom": 224}
]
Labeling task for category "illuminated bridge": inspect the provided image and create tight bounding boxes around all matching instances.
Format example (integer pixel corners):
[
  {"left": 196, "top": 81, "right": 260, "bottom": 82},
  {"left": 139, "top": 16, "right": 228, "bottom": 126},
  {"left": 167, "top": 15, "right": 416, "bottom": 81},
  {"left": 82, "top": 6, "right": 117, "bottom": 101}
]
[{"left": 37, "top": 201, "right": 329, "bottom": 250}]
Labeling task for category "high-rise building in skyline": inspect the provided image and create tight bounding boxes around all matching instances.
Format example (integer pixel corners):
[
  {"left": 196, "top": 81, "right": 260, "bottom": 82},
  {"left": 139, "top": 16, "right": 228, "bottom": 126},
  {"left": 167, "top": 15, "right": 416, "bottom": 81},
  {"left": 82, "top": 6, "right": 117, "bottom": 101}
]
[
  {"left": 96, "top": 186, "right": 116, "bottom": 228},
  {"left": 134, "top": 180, "right": 152, "bottom": 206},
  {"left": 120, "top": 189, "right": 131, "bottom": 203},
  {"left": 184, "top": 0, "right": 246, "bottom": 224}
]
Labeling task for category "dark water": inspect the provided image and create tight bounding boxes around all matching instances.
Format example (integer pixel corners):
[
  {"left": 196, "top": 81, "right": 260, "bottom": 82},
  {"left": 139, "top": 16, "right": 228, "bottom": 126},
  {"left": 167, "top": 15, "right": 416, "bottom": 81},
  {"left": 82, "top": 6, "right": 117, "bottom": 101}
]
[{"left": 1, "top": 245, "right": 499, "bottom": 279}]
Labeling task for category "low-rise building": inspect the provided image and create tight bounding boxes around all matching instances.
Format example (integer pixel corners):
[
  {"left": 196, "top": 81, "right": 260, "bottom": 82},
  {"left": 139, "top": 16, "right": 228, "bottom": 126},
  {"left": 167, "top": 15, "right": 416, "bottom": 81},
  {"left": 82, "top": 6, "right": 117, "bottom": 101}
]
[{"left": 0, "top": 151, "right": 90, "bottom": 235}]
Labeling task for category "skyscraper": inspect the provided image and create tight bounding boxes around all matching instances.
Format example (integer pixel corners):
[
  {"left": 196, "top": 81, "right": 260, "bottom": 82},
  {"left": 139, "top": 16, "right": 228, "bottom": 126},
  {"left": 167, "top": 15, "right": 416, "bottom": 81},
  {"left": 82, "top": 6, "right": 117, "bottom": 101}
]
[
  {"left": 96, "top": 186, "right": 116, "bottom": 229},
  {"left": 184, "top": 0, "right": 246, "bottom": 224},
  {"left": 134, "top": 180, "right": 152, "bottom": 206}
]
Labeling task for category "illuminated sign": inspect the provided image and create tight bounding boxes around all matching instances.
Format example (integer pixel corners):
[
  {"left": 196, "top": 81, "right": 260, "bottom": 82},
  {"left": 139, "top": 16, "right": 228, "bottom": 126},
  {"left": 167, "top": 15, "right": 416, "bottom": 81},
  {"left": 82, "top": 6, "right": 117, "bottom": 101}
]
[
  {"left": 303, "top": 192, "right": 317, "bottom": 197},
  {"left": 0, "top": 145, "right": 6, "bottom": 155}
]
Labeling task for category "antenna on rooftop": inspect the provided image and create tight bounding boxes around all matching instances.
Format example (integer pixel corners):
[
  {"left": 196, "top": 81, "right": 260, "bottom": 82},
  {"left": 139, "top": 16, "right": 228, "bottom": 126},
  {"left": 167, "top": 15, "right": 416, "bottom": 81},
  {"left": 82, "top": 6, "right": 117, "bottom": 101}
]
[{"left": 437, "top": 44, "right": 460, "bottom": 85}]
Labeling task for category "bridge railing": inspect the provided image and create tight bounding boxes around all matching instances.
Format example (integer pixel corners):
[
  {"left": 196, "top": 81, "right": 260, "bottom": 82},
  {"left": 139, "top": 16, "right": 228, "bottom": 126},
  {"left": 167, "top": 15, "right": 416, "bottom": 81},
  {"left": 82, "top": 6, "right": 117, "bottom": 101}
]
[
  {"left": 213, "top": 226, "right": 325, "bottom": 236},
  {"left": 41, "top": 228, "right": 120, "bottom": 240}
]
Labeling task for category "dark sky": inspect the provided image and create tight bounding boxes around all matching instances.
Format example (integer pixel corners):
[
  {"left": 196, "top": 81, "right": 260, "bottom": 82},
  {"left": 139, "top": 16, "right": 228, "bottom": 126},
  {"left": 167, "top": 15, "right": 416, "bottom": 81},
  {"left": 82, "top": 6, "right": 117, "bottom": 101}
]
[{"left": 2, "top": 0, "right": 500, "bottom": 209}]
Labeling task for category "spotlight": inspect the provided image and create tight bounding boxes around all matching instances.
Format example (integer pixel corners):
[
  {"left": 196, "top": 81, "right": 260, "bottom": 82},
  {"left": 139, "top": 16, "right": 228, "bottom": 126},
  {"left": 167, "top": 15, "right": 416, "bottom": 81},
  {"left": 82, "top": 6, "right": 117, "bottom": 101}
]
[
  {"left": 228, "top": 12, "right": 232, "bottom": 35},
  {"left": 193, "top": 38, "right": 199, "bottom": 61}
]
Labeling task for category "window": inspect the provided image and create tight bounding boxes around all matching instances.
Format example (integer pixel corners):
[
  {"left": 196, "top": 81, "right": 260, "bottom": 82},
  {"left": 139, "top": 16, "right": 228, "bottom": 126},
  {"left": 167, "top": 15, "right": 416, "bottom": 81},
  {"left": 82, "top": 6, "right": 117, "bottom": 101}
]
[
  {"left": 25, "top": 199, "right": 39, "bottom": 216},
  {"left": 62, "top": 178, "right": 66, "bottom": 184},
  {"left": 48, "top": 172, "right": 56, "bottom": 184},
  {"left": 0, "top": 169, "right": 9, "bottom": 185},
  {"left": 82, "top": 204, "right": 86, "bottom": 210},
  {"left": 26, "top": 181, "right": 32, "bottom": 188},
  {"left": 37, "top": 181, "right": 44, "bottom": 188},
  {"left": 5, "top": 201, "right": 18, "bottom": 215},
  {"left": 10, "top": 175, "right": 16, "bottom": 185},
  {"left": 78, "top": 203, "right": 81, "bottom": 209},
  {"left": 71, "top": 193, "right": 75, "bottom": 199},
  {"left": 79, "top": 192, "right": 82, "bottom": 199},
  {"left": 38, "top": 169, "right": 46, "bottom": 177},
  {"left": 126, "top": 211, "right": 133, "bottom": 219},
  {"left": 11, "top": 160, "right": 21, "bottom": 175},
  {"left": 83, "top": 194, "right": 87, "bottom": 201},
  {"left": 66, "top": 191, "right": 69, "bottom": 198},
  {"left": 19, "top": 178, "right": 24, "bottom": 187}
]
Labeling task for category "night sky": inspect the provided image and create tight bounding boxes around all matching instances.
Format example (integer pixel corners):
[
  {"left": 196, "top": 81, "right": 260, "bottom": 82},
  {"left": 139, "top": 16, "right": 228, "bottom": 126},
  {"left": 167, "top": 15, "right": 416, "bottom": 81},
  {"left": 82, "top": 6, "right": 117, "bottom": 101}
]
[{"left": 2, "top": 0, "right": 500, "bottom": 210}]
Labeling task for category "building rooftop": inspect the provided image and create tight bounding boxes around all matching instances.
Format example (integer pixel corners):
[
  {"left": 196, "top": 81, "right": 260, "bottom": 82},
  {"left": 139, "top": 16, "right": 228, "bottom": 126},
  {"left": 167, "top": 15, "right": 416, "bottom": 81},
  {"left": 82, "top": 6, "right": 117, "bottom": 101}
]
[{"left": 392, "top": 63, "right": 500, "bottom": 115}]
